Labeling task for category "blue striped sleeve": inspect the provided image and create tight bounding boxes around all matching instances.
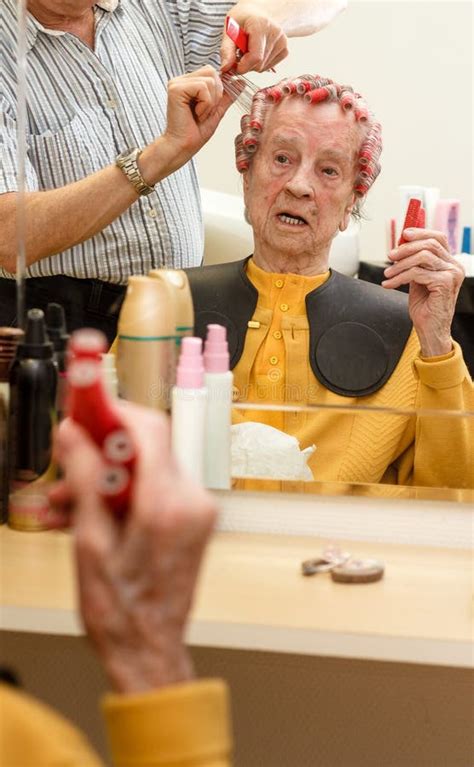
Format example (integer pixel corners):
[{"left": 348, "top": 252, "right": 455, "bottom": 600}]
[
  {"left": 163, "top": 0, "right": 234, "bottom": 72},
  {"left": 0, "top": 99, "right": 39, "bottom": 194}
]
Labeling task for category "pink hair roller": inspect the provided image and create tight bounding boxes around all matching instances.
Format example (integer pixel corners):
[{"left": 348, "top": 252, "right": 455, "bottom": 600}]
[
  {"left": 341, "top": 92, "right": 355, "bottom": 110},
  {"left": 355, "top": 105, "right": 369, "bottom": 122},
  {"left": 267, "top": 87, "right": 283, "bottom": 103},
  {"left": 355, "top": 182, "right": 369, "bottom": 196},
  {"left": 296, "top": 80, "right": 313, "bottom": 95},
  {"left": 359, "top": 149, "right": 372, "bottom": 166},
  {"left": 304, "top": 87, "right": 330, "bottom": 104}
]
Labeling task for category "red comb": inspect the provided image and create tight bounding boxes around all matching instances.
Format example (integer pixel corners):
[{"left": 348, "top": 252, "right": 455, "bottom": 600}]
[
  {"left": 226, "top": 16, "right": 249, "bottom": 55},
  {"left": 416, "top": 207, "right": 426, "bottom": 228},
  {"left": 398, "top": 198, "right": 422, "bottom": 245}
]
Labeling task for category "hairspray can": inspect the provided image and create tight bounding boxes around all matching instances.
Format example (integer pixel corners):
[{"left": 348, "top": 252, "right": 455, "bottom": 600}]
[{"left": 117, "top": 276, "right": 175, "bottom": 410}]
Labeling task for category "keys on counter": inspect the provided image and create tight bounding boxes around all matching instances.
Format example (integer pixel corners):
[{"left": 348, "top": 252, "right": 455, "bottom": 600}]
[{"left": 302, "top": 546, "right": 385, "bottom": 584}]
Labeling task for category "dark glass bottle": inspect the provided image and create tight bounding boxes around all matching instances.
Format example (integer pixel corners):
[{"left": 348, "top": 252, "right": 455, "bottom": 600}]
[{"left": 8, "top": 310, "right": 57, "bottom": 531}]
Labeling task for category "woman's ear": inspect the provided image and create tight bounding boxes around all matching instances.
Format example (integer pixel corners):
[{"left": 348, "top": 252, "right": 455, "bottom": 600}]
[{"left": 339, "top": 194, "right": 356, "bottom": 232}]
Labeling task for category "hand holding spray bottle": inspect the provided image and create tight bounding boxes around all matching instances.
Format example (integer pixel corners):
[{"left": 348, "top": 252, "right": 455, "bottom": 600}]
[{"left": 68, "top": 329, "right": 136, "bottom": 517}]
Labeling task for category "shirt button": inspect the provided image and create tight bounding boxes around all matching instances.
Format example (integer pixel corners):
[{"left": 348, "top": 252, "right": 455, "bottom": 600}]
[
  {"left": 232, "top": 385, "right": 241, "bottom": 402},
  {"left": 105, "top": 98, "right": 117, "bottom": 109},
  {"left": 273, "top": 331, "right": 282, "bottom": 340},
  {"left": 275, "top": 279, "right": 284, "bottom": 288},
  {"left": 280, "top": 303, "right": 289, "bottom": 312},
  {"left": 147, "top": 208, "right": 157, "bottom": 219},
  {"left": 270, "top": 356, "right": 279, "bottom": 365}
]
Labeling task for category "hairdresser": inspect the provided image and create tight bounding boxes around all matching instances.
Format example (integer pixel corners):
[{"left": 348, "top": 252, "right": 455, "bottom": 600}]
[
  {"left": 0, "top": 0, "right": 347, "bottom": 341},
  {"left": 1, "top": 402, "right": 233, "bottom": 766}
]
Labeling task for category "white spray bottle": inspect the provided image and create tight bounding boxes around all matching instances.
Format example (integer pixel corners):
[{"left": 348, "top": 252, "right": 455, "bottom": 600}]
[
  {"left": 204, "top": 325, "right": 233, "bottom": 490},
  {"left": 171, "top": 337, "right": 207, "bottom": 483}
]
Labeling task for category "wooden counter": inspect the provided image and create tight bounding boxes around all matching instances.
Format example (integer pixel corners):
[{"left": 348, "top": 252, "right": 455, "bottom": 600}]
[{"left": 1, "top": 525, "right": 472, "bottom": 668}]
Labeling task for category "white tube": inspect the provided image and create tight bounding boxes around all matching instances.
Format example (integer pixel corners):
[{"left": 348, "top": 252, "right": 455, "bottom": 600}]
[
  {"left": 205, "top": 370, "right": 233, "bottom": 489},
  {"left": 171, "top": 337, "right": 207, "bottom": 484},
  {"left": 203, "top": 325, "right": 233, "bottom": 490}
]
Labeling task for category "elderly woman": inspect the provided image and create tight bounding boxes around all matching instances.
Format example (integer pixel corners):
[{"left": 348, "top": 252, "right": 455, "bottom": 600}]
[{"left": 187, "top": 75, "right": 472, "bottom": 490}]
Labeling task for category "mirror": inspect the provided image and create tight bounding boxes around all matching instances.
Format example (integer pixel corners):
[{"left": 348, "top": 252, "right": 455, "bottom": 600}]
[{"left": 4, "top": 1, "right": 472, "bottom": 503}]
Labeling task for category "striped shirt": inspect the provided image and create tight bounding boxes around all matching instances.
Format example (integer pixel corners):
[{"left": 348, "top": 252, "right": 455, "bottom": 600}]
[{"left": 1, "top": 0, "right": 233, "bottom": 283}]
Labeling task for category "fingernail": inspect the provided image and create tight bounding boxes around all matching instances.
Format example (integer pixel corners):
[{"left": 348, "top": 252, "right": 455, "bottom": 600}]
[{"left": 404, "top": 228, "right": 415, "bottom": 236}]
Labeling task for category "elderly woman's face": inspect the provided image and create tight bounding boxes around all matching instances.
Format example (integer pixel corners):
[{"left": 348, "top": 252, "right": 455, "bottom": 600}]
[{"left": 243, "top": 99, "right": 361, "bottom": 262}]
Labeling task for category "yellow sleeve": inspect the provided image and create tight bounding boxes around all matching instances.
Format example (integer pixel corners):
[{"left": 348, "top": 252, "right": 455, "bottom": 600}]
[
  {"left": 0, "top": 683, "right": 103, "bottom": 767},
  {"left": 408, "top": 342, "right": 474, "bottom": 489},
  {"left": 102, "top": 679, "right": 233, "bottom": 767}
]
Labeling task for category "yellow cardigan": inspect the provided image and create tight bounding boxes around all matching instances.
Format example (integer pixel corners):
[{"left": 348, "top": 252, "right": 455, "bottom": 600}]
[
  {"left": 0, "top": 679, "right": 232, "bottom": 767},
  {"left": 232, "top": 260, "right": 473, "bottom": 490}
]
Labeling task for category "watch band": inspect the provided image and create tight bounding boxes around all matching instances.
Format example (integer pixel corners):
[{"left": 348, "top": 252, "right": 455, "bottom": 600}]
[{"left": 116, "top": 148, "right": 155, "bottom": 196}]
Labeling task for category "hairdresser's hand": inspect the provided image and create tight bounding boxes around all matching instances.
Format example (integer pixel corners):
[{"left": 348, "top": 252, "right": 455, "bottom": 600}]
[
  {"left": 158, "top": 66, "right": 235, "bottom": 169},
  {"left": 53, "top": 405, "right": 217, "bottom": 694},
  {"left": 221, "top": 4, "right": 289, "bottom": 74},
  {"left": 382, "top": 229, "right": 465, "bottom": 357}
]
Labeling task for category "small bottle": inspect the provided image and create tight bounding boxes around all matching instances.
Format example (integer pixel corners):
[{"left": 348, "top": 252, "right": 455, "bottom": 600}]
[
  {"left": 0, "top": 328, "right": 24, "bottom": 524},
  {"left": 204, "top": 325, "right": 233, "bottom": 490},
  {"left": 8, "top": 309, "right": 57, "bottom": 531},
  {"left": 117, "top": 276, "right": 175, "bottom": 410},
  {"left": 171, "top": 337, "right": 207, "bottom": 483},
  {"left": 433, "top": 199, "right": 461, "bottom": 254},
  {"left": 46, "top": 302, "right": 70, "bottom": 421}
]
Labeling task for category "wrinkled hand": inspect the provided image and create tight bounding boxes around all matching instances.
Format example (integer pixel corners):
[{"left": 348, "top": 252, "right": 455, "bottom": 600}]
[
  {"left": 382, "top": 228, "right": 465, "bottom": 357},
  {"left": 221, "top": 4, "right": 289, "bottom": 74},
  {"left": 50, "top": 404, "right": 218, "bottom": 694},
  {"left": 163, "top": 66, "right": 235, "bottom": 165}
]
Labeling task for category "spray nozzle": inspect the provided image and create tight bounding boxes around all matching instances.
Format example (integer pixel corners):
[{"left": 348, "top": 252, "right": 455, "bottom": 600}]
[
  {"left": 204, "top": 324, "right": 230, "bottom": 373},
  {"left": 16, "top": 309, "right": 53, "bottom": 360}
]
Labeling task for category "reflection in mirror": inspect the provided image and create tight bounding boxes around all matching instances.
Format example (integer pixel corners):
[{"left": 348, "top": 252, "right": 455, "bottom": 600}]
[
  {"left": 231, "top": 402, "right": 473, "bottom": 502},
  {"left": 3, "top": 1, "right": 473, "bottom": 513}
]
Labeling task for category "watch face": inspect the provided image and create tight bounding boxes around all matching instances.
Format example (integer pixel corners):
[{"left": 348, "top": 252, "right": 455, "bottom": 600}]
[{"left": 118, "top": 148, "right": 137, "bottom": 161}]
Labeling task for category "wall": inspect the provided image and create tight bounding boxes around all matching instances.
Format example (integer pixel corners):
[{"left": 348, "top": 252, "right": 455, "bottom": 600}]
[{"left": 196, "top": 0, "right": 473, "bottom": 262}]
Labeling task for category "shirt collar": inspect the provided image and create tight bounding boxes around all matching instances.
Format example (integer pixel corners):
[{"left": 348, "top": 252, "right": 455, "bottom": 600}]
[
  {"left": 25, "top": 0, "right": 121, "bottom": 51},
  {"left": 246, "top": 258, "right": 330, "bottom": 313}
]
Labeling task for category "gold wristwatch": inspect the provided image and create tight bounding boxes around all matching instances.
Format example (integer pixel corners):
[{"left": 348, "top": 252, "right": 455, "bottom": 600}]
[{"left": 115, "top": 147, "right": 154, "bottom": 196}]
